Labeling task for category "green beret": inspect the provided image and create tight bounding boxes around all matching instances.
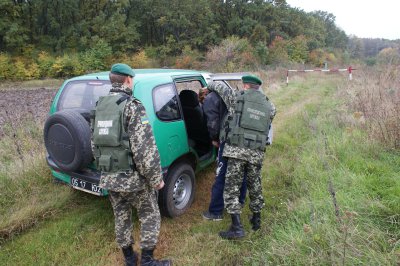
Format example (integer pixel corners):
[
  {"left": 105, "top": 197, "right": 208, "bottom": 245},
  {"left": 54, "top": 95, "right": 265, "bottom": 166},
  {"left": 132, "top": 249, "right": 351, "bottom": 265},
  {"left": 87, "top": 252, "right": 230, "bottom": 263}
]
[
  {"left": 110, "top": 63, "right": 135, "bottom": 77},
  {"left": 242, "top": 75, "right": 262, "bottom": 85}
]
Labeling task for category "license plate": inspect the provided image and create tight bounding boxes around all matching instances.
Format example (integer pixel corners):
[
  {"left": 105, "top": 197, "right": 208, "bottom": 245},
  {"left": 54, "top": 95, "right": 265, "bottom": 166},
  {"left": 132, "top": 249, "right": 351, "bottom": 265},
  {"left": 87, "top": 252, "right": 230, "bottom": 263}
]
[{"left": 71, "top": 177, "right": 103, "bottom": 196}]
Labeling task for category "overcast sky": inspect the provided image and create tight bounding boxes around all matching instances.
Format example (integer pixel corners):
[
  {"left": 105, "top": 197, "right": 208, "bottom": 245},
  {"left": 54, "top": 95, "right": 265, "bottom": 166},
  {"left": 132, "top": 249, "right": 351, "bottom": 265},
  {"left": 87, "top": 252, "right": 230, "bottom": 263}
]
[{"left": 285, "top": 0, "right": 400, "bottom": 40}]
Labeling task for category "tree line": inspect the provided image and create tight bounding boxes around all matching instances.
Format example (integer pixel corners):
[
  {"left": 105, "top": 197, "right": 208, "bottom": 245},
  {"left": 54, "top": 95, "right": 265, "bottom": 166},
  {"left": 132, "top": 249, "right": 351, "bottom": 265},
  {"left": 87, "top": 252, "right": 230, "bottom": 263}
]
[
  {"left": 1, "top": 0, "right": 398, "bottom": 80},
  {"left": 1, "top": 0, "right": 348, "bottom": 55}
]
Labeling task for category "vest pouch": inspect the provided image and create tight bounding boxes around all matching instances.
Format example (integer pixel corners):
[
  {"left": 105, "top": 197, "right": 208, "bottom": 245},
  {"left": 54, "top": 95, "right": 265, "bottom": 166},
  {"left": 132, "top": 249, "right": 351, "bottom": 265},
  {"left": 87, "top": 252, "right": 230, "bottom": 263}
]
[
  {"left": 112, "top": 149, "right": 131, "bottom": 172},
  {"left": 98, "top": 154, "right": 112, "bottom": 172},
  {"left": 259, "top": 134, "right": 267, "bottom": 148},
  {"left": 243, "top": 133, "right": 257, "bottom": 149},
  {"left": 227, "top": 127, "right": 241, "bottom": 146}
]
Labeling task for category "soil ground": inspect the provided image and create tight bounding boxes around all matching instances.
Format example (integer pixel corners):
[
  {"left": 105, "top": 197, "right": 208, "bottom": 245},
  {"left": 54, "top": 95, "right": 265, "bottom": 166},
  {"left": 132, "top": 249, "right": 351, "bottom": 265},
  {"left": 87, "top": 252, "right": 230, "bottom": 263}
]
[{"left": 0, "top": 87, "right": 57, "bottom": 136}]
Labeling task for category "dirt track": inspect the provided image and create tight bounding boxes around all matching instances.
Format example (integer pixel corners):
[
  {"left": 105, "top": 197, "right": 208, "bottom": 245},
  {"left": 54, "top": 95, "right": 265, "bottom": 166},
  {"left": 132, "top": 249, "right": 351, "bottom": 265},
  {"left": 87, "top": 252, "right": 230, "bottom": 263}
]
[{"left": 0, "top": 88, "right": 57, "bottom": 136}]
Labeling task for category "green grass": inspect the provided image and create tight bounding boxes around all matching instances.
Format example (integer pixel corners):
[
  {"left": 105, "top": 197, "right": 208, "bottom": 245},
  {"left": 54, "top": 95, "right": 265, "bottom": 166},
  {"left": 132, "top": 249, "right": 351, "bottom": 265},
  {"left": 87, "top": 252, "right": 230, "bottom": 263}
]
[
  {"left": 0, "top": 73, "right": 399, "bottom": 265},
  {"left": 0, "top": 119, "right": 75, "bottom": 244},
  {"left": 0, "top": 195, "right": 116, "bottom": 266}
]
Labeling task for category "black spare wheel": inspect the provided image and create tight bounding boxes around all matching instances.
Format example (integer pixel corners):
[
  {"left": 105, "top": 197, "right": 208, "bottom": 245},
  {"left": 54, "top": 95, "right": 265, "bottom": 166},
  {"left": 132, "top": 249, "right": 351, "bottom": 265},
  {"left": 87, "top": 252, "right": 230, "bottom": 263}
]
[{"left": 44, "top": 110, "right": 93, "bottom": 172}]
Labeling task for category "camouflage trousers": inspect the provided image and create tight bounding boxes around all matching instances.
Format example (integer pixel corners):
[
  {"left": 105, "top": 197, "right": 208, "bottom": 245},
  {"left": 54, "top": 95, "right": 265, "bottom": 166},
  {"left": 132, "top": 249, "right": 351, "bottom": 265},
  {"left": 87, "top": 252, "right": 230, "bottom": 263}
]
[
  {"left": 108, "top": 186, "right": 160, "bottom": 249},
  {"left": 224, "top": 158, "right": 265, "bottom": 214}
]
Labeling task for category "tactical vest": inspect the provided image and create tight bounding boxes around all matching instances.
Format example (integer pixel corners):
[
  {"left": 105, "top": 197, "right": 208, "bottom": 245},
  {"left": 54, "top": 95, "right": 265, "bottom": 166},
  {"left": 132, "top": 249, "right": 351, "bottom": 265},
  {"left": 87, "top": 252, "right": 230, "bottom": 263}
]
[
  {"left": 91, "top": 94, "right": 134, "bottom": 173},
  {"left": 225, "top": 90, "right": 273, "bottom": 151}
]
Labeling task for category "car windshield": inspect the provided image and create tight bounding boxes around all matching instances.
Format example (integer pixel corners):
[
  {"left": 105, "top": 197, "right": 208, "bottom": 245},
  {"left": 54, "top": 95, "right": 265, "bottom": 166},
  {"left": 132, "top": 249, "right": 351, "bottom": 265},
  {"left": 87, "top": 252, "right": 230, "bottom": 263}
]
[{"left": 57, "top": 80, "right": 111, "bottom": 111}]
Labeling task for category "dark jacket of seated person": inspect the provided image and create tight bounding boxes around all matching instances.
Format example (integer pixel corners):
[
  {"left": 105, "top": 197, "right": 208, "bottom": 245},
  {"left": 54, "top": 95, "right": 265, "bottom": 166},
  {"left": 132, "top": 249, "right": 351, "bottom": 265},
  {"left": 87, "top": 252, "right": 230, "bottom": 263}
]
[{"left": 202, "top": 91, "right": 227, "bottom": 142}]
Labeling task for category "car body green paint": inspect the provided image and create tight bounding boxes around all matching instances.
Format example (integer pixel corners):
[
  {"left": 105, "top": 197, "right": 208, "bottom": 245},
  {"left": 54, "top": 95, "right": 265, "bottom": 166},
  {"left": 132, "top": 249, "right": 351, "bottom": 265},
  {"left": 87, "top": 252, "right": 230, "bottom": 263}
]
[{"left": 47, "top": 69, "right": 215, "bottom": 197}]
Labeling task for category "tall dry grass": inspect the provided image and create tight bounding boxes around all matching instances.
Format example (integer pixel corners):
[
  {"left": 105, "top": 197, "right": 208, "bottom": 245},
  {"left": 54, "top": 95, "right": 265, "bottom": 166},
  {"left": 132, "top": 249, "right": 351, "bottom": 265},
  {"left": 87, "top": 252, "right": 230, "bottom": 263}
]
[
  {"left": 0, "top": 111, "right": 73, "bottom": 243},
  {"left": 347, "top": 65, "right": 400, "bottom": 149}
]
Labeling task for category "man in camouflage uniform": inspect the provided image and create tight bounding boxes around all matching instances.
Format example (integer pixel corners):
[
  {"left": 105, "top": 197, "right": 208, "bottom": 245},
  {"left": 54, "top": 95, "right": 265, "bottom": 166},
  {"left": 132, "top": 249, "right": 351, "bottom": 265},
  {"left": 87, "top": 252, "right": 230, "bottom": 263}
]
[
  {"left": 201, "top": 85, "right": 247, "bottom": 221},
  {"left": 92, "top": 63, "right": 171, "bottom": 266},
  {"left": 206, "top": 75, "right": 276, "bottom": 239}
]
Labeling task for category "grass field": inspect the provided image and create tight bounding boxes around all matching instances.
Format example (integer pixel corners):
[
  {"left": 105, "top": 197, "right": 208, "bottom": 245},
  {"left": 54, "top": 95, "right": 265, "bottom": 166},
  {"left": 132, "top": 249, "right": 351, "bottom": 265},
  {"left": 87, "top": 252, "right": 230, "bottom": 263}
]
[{"left": 0, "top": 70, "right": 398, "bottom": 265}]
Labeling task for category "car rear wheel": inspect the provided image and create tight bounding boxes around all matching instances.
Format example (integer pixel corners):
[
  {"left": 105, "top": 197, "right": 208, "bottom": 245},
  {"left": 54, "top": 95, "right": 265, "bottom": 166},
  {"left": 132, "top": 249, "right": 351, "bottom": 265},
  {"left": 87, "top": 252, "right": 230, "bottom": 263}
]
[
  {"left": 44, "top": 110, "right": 93, "bottom": 172},
  {"left": 159, "top": 162, "right": 195, "bottom": 217}
]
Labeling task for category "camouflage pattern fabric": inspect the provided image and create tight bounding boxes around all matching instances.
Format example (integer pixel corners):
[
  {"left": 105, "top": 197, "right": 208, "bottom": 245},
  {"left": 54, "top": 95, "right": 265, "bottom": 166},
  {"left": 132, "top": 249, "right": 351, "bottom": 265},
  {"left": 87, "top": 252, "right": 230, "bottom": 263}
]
[
  {"left": 207, "top": 82, "right": 238, "bottom": 117},
  {"left": 207, "top": 81, "right": 276, "bottom": 122},
  {"left": 223, "top": 158, "right": 265, "bottom": 214},
  {"left": 224, "top": 145, "right": 265, "bottom": 165},
  {"left": 109, "top": 187, "right": 161, "bottom": 249},
  {"left": 207, "top": 81, "right": 276, "bottom": 163},
  {"left": 96, "top": 84, "right": 163, "bottom": 192},
  {"left": 207, "top": 81, "right": 274, "bottom": 214},
  {"left": 91, "top": 83, "right": 163, "bottom": 249}
]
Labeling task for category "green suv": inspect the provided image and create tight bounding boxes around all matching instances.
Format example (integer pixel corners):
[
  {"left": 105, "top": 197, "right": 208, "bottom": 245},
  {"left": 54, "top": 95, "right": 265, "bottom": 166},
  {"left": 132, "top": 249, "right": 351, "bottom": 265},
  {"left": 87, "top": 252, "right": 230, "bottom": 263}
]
[{"left": 44, "top": 69, "right": 247, "bottom": 217}]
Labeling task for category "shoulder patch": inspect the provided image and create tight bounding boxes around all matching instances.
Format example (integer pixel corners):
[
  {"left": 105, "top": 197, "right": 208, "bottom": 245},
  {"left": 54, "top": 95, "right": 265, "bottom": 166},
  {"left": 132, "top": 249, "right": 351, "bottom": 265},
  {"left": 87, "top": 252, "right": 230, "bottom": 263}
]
[{"left": 140, "top": 115, "right": 149, "bottom": 124}]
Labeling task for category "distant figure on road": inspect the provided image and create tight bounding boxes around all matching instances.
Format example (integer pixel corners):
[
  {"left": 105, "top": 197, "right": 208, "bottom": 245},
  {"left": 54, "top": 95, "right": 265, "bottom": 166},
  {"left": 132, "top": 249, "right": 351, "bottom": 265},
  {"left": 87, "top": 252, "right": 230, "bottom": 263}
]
[{"left": 91, "top": 63, "right": 171, "bottom": 266}]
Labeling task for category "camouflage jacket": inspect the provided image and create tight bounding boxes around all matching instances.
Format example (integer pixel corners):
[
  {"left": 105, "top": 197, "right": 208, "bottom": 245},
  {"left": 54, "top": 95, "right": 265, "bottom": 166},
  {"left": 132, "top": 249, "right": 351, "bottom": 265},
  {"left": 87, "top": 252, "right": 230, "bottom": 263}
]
[
  {"left": 93, "top": 83, "right": 163, "bottom": 192},
  {"left": 207, "top": 81, "right": 276, "bottom": 165}
]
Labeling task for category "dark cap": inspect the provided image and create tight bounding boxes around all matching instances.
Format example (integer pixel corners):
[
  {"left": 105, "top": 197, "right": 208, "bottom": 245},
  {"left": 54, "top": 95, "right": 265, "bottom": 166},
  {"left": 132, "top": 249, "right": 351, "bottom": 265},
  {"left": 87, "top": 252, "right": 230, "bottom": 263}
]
[
  {"left": 242, "top": 75, "right": 262, "bottom": 85},
  {"left": 110, "top": 63, "right": 135, "bottom": 77}
]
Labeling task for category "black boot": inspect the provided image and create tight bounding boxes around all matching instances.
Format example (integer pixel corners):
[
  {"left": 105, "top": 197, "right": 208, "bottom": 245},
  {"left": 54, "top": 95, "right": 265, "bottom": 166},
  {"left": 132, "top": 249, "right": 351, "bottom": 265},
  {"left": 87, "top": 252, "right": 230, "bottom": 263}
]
[
  {"left": 141, "top": 249, "right": 171, "bottom": 266},
  {"left": 122, "top": 246, "right": 138, "bottom": 266},
  {"left": 219, "top": 214, "right": 245, "bottom": 239},
  {"left": 250, "top": 212, "right": 261, "bottom": 231}
]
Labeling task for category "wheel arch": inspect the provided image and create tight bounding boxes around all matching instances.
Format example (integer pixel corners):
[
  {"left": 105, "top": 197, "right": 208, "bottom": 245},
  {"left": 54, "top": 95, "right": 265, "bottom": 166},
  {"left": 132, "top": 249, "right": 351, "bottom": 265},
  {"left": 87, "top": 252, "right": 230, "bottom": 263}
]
[{"left": 164, "top": 151, "right": 197, "bottom": 178}]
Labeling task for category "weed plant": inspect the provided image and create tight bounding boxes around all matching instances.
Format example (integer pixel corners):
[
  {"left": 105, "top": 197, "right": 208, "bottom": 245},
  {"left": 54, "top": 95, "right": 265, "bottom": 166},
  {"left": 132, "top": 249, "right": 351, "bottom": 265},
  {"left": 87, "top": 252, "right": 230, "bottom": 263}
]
[
  {"left": 348, "top": 65, "right": 400, "bottom": 149},
  {"left": 0, "top": 116, "right": 73, "bottom": 243}
]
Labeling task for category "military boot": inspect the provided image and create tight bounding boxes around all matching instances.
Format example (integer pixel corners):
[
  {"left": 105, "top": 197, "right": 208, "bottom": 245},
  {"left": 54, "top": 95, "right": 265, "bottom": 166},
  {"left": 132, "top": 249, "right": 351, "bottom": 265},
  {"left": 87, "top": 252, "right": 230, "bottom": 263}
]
[
  {"left": 219, "top": 214, "right": 245, "bottom": 240},
  {"left": 250, "top": 212, "right": 261, "bottom": 231},
  {"left": 122, "top": 246, "right": 138, "bottom": 266},
  {"left": 141, "top": 249, "right": 171, "bottom": 266}
]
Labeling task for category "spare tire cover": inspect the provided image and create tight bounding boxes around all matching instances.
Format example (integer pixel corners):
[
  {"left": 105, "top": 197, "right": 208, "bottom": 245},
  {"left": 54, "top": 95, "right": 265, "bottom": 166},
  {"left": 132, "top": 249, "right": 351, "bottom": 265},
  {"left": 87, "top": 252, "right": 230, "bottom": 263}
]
[{"left": 44, "top": 110, "right": 93, "bottom": 172}]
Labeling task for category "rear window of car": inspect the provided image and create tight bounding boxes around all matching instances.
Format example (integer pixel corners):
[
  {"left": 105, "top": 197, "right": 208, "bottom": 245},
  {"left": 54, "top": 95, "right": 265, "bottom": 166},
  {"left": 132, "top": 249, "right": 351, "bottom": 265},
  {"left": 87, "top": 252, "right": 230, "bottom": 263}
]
[
  {"left": 57, "top": 80, "right": 111, "bottom": 111},
  {"left": 153, "top": 84, "right": 181, "bottom": 121}
]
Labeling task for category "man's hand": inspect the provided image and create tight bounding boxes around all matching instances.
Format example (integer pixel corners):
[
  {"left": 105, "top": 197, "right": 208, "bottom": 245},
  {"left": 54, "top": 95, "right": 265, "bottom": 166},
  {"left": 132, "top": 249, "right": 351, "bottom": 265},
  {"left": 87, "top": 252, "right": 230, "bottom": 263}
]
[
  {"left": 154, "top": 180, "right": 165, "bottom": 190},
  {"left": 212, "top": 140, "right": 219, "bottom": 148}
]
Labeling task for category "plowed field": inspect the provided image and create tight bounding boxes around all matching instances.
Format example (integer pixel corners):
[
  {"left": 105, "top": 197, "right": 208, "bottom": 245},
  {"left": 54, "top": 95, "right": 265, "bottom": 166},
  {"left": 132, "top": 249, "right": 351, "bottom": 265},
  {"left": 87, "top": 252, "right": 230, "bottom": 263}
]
[{"left": 0, "top": 87, "right": 57, "bottom": 136}]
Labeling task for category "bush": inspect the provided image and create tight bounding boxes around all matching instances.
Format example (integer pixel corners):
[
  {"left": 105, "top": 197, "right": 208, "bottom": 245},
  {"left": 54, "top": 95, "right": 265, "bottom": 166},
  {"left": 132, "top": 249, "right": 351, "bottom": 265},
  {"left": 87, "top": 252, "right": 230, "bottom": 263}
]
[
  {"left": 81, "top": 39, "right": 112, "bottom": 72},
  {"left": 376, "top": 47, "right": 400, "bottom": 65},
  {"left": 268, "top": 36, "right": 289, "bottom": 65},
  {"left": 253, "top": 41, "right": 269, "bottom": 66},
  {"left": 119, "top": 50, "right": 153, "bottom": 69},
  {"left": 51, "top": 54, "right": 84, "bottom": 78},
  {"left": 37, "top": 51, "right": 55, "bottom": 78},
  {"left": 26, "top": 62, "right": 41, "bottom": 80},
  {"left": 204, "top": 36, "right": 258, "bottom": 72},
  {"left": 287, "top": 35, "right": 309, "bottom": 63},
  {"left": 174, "top": 46, "right": 203, "bottom": 69},
  {"left": 0, "top": 53, "right": 12, "bottom": 80},
  {"left": 14, "top": 58, "right": 27, "bottom": 80}
]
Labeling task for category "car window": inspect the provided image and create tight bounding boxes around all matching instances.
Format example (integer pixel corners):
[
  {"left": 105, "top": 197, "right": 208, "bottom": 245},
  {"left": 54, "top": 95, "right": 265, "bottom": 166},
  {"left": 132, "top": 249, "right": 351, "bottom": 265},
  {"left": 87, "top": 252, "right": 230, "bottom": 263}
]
[
  {"left": 175, "top": 80, "right": 203, "bottom": 94},
  {"left": 224, "top": 80, "right": 242, "bottom": 91},
  {"left": 57, "top": 80, "right": 111, "bottom": 111},
  {"left": 212, "top": 80, "right": 242, "bottom": 91},
  {"left": 153, "top": 84, "right": 181, "bottom": 121}
]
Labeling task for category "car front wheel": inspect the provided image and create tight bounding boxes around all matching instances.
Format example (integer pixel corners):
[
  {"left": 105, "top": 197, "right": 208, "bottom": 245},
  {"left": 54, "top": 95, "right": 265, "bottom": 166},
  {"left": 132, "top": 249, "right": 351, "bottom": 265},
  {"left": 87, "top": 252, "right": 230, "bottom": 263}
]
[{"left": 159, "top": 162, "right": 195, "bottom": 217}]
